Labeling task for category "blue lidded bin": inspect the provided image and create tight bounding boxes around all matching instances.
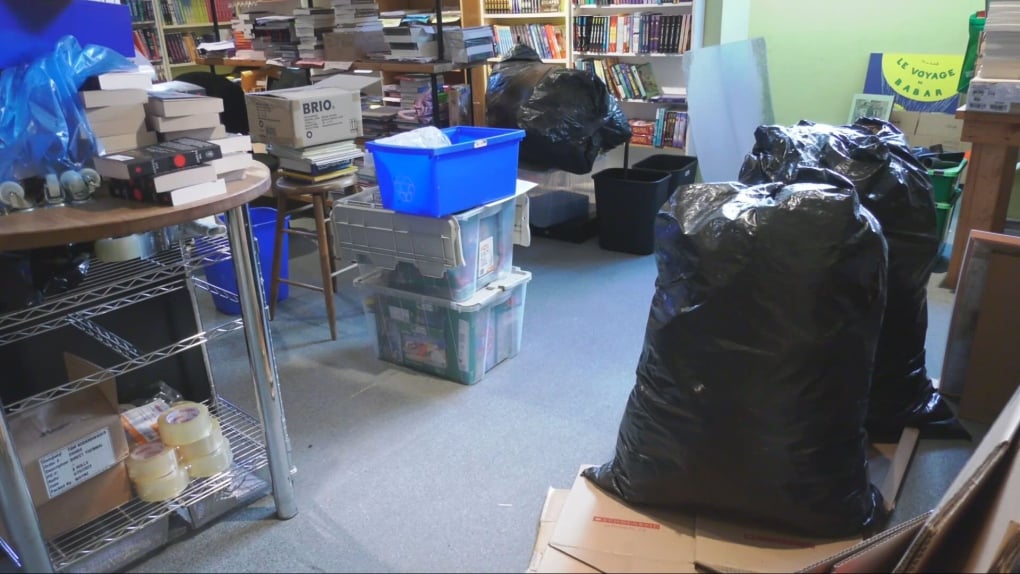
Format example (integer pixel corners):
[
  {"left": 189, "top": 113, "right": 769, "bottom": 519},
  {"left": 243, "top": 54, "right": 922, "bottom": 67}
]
[
  {"left": 204, "top": 207, "right": 289, "bottom": 315},
  {"left": 366, "top": 127, "right": 526, "bottom": 217}
]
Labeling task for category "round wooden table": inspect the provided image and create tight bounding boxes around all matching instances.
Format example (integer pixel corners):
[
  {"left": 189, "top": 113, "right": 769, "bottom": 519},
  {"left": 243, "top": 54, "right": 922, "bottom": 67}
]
[{"left": 0, "top": 164, "right": 297, "bottom": 573}]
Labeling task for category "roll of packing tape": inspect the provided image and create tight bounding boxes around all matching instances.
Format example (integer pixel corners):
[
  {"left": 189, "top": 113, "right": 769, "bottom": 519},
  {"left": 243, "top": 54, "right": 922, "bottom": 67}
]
[
  {"left": 158, "top": 402, "right": 213, "bottom": 446},
  {"left": 135, "top": 467, "right": 189, "bottom": 502},
  {"left": 177, "top": 417, "right": 225, "bottom": 461},
  {"left": 126, "top": 441, "right": 179, "bottom": 482},
  {"left": 187, "top": 438, "right": 233, "bottom": 479},
  {"left": 95, "top": 232, "right": 155, "bottom": 263}
]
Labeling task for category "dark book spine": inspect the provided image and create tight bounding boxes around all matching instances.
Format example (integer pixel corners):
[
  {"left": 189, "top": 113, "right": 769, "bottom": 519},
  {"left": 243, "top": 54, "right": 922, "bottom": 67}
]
[{"left": 108, "top": 179, "right": 172, "bottom": 205}]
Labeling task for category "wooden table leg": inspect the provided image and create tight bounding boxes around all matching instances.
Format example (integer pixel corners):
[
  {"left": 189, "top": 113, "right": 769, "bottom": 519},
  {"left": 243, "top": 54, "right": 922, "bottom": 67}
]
[
  {"left": 312, "top": 194, "right": 338, "bottom": 341},
  {"left": 943, "top": 142, "right": 1019, "bottom": 289}
]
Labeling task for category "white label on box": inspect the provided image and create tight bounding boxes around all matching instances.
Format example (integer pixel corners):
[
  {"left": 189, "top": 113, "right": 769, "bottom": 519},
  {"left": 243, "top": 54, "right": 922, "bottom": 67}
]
[
  {"left": 389, "top": 306, "right": 411, "bottom": 323},
  {"left": 39, "top": 427, "right": 117, "bottom": 499},
  {"left": 478, "top": 237, "right": 495, "bottom": 277},
  {"left": 968, "top": 81, "right": 1020, "bottom": 113},
  {"left": 458, "top": 319, "right": 470, "bottom": 373}
]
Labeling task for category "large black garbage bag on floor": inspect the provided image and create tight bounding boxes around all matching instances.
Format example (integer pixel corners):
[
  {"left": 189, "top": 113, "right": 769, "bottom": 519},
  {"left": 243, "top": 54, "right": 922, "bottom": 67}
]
[
  {"left": 585, "top": 173, "right": 889, "bottom": 537},
  {"left": 486, "top": 45, "right": 630, "bottom": 174},
  {"left": 738, "top": 118, "right": 966, "bottom": 442}
]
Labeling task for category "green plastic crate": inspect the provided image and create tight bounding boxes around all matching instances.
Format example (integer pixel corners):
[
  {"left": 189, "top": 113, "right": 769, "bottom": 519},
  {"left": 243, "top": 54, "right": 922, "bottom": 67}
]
[{"left": 928, "top": 158, "right": 967, "bottom": 204}]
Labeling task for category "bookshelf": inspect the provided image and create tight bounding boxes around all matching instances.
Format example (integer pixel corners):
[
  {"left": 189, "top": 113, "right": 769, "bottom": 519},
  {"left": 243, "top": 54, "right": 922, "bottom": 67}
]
[
  {"left": 483, "top": 0, "right": 571, "bottom": 65},
  {"left": 570, "top": 0, "right": 702, "bottom": 155},
  {"left": 124, "top": 0, "right": 234, "bottom": 79}
]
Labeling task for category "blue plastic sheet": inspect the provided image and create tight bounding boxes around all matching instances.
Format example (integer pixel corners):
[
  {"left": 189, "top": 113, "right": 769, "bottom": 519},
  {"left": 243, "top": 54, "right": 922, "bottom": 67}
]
[{"left": 0, "top": 35, "right": 134, "bottom": 182}]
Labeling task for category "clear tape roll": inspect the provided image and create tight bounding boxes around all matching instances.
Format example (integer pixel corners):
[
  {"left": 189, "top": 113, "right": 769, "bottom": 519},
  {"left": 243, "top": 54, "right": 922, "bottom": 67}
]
[
  {"left": 134, "top": 467, "right": 190, "bottom": 502},
  {"left": 126, "top": 441, "right": 179, "bottom": 482},
  {"left": 187, "top": 438, "right": 233, "bottom": 479},
  {"left": 178, "top": 417, "right": 225, "bottom": 461},
  {"left": 158, "top": 402, "right": 213, "bottom": 446},
  {"left": 94, "top": 232, "right": 155, "bottom": 262}
]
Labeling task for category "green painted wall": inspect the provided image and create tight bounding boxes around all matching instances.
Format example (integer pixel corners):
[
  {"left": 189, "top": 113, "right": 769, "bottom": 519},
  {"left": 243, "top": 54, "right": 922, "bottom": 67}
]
[
  {"left": 746, "top": 0, "right": 984, "bottom": 125},
  {"left": 703, "top": 0, "right": 722, "bottom": 46}
]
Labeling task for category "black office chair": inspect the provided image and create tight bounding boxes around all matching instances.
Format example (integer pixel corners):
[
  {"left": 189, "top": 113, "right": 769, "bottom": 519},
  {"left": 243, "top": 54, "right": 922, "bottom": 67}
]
[{"left": 175, "top": 71, "right": 249, "bottom": 135}]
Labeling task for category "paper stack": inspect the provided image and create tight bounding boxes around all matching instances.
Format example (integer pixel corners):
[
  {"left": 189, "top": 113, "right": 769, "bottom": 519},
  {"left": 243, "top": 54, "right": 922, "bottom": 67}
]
[
  {"left": 253, "top": 14, "right": 299, "bottom": 61},
  {"left": 980, "top": 0, "right": 1020, "bottom": 80},
  {"left": 443, "top": 26, "right": 495, "bottom": 64},
  {"left": 145, "top": 92, "right": 226, "bottom": 142},
  {"left": 80, "top": 71, "right": 157, "bottom": 155},
  {"left": 384, "top": 25, "right": 437, "bottom": 61},
  {"left": 268, "top": 140, "right": 364, "bottom": 183},
  {"left": 294, "top": 6, "right": 334, "bottom": 60}
]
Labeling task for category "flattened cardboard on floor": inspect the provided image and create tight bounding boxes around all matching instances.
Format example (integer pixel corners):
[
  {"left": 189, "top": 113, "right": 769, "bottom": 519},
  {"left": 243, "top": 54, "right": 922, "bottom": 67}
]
[
  {"left": 894, "top": 385, "right": 1020, "bottom": 572},
  {"left": 548, "top": 467, "right": 696, "bottom": 573},
  {"left": 828, "top": 512, "right": 932, "bottom": 574},
  {"left": 528, "top": 488, "right": 570, "bottom": 573}
]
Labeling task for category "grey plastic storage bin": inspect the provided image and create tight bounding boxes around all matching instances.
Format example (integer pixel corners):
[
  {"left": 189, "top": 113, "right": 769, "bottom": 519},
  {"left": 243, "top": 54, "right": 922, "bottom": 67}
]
[
  {"left": 332, "top": 188, "right": 517, "bottom": 301},
  {"left": 356, "top": 268, "right": 531, "bottom": 385},
  {"left": 529, "top": 191, "right": 590, "bottom": 228}
]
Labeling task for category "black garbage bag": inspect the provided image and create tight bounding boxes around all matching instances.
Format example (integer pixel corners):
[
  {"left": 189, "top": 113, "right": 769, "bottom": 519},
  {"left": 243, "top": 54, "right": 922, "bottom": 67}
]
[
  {"left": 738, "top": 119, "right": 966, "bottom": 442},
  {"left": 585, "top": 172, "right": 889, "bottom": 537},
  {"left": 486, "top": 44, "right": 630, "bottom": 174}
]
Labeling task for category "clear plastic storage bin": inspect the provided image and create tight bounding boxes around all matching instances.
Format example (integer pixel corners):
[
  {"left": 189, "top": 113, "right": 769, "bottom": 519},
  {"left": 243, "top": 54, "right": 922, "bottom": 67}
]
[
  {"left": 332, "top": 188, "right": 517, "bottom": 302},
  {"left": 356, "top": 268, "right": 531, "bottom": 385}
]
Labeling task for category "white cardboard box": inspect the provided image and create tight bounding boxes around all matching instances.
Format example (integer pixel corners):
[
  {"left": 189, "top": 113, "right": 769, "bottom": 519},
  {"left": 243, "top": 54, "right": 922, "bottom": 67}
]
[{"left": 245, "top": 86, "right": 363, "bottom": 148}]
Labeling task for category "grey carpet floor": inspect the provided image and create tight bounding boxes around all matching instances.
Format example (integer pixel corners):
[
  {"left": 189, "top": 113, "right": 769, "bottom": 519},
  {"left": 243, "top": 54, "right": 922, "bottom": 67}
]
[{"left": 127, "top": 234, "right": 976, "bottom": 573}]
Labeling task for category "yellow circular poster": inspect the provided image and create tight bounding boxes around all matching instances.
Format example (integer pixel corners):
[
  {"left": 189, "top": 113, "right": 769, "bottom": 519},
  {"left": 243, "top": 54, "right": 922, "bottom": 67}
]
[{"left": 880, "top": 53, "right": 963, "bottom": 103}]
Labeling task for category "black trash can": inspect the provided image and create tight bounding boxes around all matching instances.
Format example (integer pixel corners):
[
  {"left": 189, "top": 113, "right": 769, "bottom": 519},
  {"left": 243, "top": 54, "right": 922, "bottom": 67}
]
[
  {"left": 593, "top": 167, "right": 672, "bottom": 255},
  {"left": 632, "top": 154, "right": 699, "bottom": 196}
]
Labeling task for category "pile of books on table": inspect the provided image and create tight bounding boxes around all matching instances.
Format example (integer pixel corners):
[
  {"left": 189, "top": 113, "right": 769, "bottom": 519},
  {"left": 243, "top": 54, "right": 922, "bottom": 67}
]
[
  {"left": 96, "top": 138, "right": 228, "bottom": 206},
  {"left": 268, "top": 140, "right": 364, "bottom": 183},
  {"left": 80, "top": 71, "right": 157, "bottom": 155}
]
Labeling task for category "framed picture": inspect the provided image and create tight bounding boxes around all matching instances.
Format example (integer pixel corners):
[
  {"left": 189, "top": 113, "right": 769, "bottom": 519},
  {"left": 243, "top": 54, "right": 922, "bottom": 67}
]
[{"left": 848, "top": 93, "right": 895, "bottom": 124}]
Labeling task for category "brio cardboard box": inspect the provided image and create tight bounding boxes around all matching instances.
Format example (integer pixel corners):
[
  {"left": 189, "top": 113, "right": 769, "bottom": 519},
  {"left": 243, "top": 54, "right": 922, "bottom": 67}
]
[
  {"left": 245, "top": 87, "right": 363, "bottom": 148},
  {"left": 1, "top": 354, "right": 132, "bottom": 540}
]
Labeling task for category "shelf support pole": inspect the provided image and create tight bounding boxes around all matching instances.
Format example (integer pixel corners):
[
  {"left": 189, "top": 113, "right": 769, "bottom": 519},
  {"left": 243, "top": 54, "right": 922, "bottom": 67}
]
[
  {"left": 0, "top": 416, "right": 51, "bottom": 572},
  {"left": 225, "top": 204, "right": 298, "bottom": 520}
]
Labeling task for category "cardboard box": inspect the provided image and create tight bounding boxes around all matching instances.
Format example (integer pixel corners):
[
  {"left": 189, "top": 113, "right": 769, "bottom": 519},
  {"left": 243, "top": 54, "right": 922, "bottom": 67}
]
[
  {"left": 535, "top": 431, "right": 918, "bottom": 574},
  {"left": 887, "top": 109, "right": 968, "bottom": 152},
  {"left": 323, "top": 29, "right": 389, "bottom": 62},
  {"left": 966, "top": 77, "right": 1020, "bottom": 114},
  {"left": 245, "top": 87, "right": 363, "bottom": 148},
  {"left": 2, "top": 354, "right": 131, "bottom": 539}
]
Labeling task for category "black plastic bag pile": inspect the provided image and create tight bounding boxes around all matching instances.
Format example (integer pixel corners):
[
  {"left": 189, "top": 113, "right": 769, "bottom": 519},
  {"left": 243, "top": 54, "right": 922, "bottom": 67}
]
[
  {"left": 585, "top": 171, "right": 889, "bottom": 537},
  {"left": 485, "top": 45, "right": 631, "bottom": 174},
  {"left": 738, "top": 119, "right": 966, "bottom": 441}
]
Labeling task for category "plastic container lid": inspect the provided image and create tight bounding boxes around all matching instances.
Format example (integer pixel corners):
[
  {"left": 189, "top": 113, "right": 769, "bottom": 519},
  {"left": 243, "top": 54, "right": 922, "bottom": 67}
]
[{"left": 355, "top": 267, "right": 532, "bottom": 313}]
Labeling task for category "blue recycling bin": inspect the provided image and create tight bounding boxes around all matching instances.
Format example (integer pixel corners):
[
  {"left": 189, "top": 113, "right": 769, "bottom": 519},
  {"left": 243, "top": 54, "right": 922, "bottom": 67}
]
[{"left": 204, "top": 207, "right": 289, "bottom": 315}]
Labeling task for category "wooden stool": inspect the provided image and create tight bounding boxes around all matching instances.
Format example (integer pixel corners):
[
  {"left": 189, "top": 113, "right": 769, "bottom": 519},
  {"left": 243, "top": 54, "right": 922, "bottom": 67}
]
[{"left": 268, "top": 174, "right": 357, "bottom": 340}]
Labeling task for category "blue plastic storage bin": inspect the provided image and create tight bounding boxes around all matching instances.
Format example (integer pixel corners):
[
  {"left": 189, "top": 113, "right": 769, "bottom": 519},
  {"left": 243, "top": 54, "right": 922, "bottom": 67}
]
[
  {"left": 366, "top": 126, "right": 526, "bottom": 217},
  {"left": 204, "top": 207, "right": 289, "bottom": 315}
]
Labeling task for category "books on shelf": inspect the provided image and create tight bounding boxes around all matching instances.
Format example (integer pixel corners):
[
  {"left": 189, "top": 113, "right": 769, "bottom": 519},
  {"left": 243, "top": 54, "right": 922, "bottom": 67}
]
[
  {"left": 651, "top": 108, "right": 687, "bottom": 148},
  {"left": 133, "top": 27, "right": 162, "bottom": 62},
  {"left": 492, "top": 24, "right": 566, "bottom": 59},
  {"left": 484, "top": 0, "right": 561, "bottom": 14},
  {"left": 124, "top": 0, "right": 156, "bottom": 22},
  {"left": 165, "top": 32, "right": 199, "bottom": 64},
  {"left": 575, "top": 0, "right": 687, "bottom": 5},
  {"left": 575, "top": 58, "right": 665, "bottom": 100},
  {"left": 573, "top": 12, "right": 691, "bottom": 54},
  {"left": 159, "top": 0, "right": 232, "bottom": 26}
]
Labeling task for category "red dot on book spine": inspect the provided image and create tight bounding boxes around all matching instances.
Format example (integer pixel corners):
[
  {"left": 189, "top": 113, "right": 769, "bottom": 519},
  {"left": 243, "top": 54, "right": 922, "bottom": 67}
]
[{"left": 173, "top": 155, "right": 186, "bottom": 168}]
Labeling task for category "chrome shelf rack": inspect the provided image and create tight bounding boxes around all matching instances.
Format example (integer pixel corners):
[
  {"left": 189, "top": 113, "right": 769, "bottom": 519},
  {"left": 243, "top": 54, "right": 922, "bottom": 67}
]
[{"left": 0, "top": 207, "right": 297, "bottom": 573}]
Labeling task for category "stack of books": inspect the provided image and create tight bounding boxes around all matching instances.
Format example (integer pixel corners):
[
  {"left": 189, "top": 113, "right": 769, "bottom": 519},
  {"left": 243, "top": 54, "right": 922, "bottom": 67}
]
[
  {"left": 395, "top": 73, "right": 440, "bottom": 129},
  {"left": 96, "top": 138, "right": 227, "bottom": 206},
  {"left": 253, "top": 14, "right": 299, "bottom": 61},
  {"left": 442, "top": 27, "right": 495, "bottom": 64},
  {"left": 354, "top": 154, "right": 376, "bottom": 189},
  {"left": 333, "top": 0, "right": 382, "bottom": 29},
  {"left": 206, "top": 133, "right": 255, "bottom": 182},
  {"left": 383, "top": 25, "right": 437, "bottom": 61},
  {"left": 145, "top": 92, "right": 226, "bottom": 142},
  {"left": 293, "top": 7, "right": 334, "bottom": 60},
  {"left": 268, "top": 140, "right": 364, "bottom": 183},
  {"left": 980, "top": 0, "right": 1020, "bottom": 80},
  {"left": 81, "top": 71, "right": 158, "bottom": 155},
  {"left": 362, "top": 106, "right": 400, "bottom": 138},
  {"left": 574, "top": 59, "right": 660, "bottom": 101}
]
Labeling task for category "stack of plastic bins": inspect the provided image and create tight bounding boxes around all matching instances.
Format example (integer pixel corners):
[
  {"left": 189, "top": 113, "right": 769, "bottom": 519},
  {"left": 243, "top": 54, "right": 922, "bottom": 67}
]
[{"left": 333, "top": 127, "right": 530, "bottom": 384}]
